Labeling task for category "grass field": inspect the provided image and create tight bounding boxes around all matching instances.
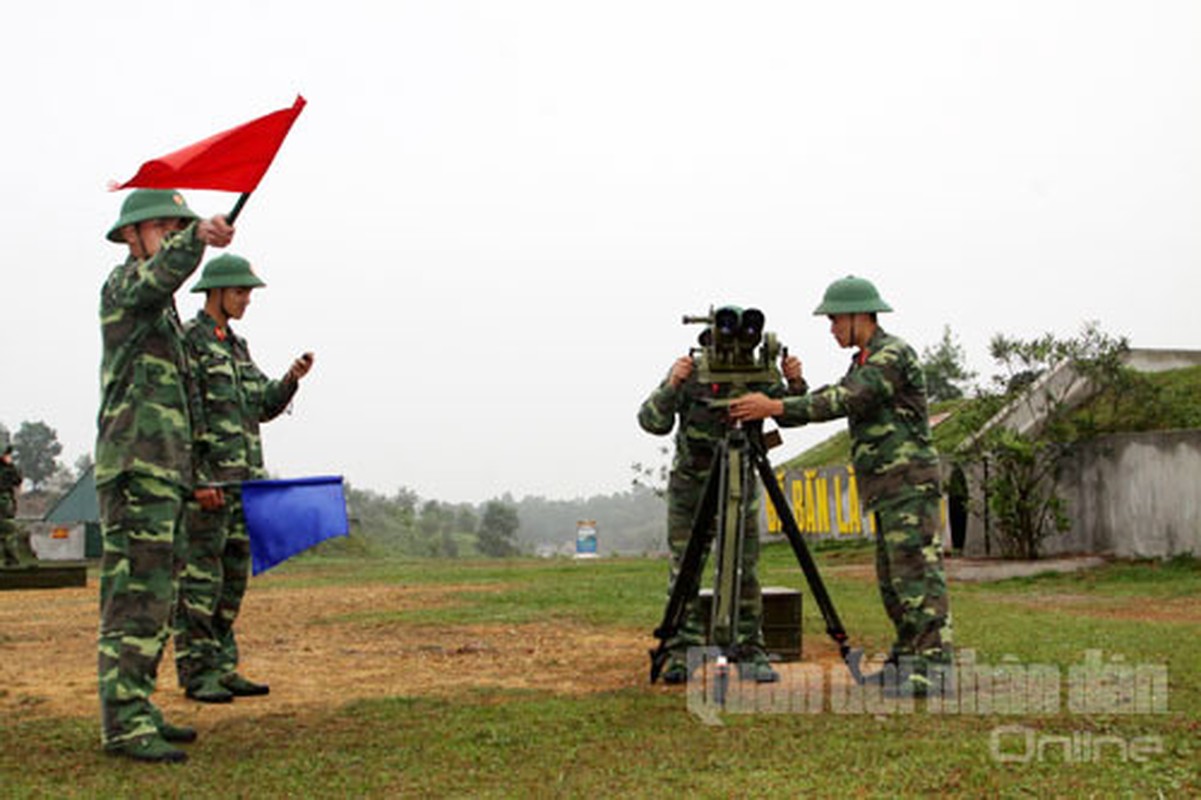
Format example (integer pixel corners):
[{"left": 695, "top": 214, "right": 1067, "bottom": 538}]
[{"left": 1, "top": 543, "right": 1197, "bottom": 798}]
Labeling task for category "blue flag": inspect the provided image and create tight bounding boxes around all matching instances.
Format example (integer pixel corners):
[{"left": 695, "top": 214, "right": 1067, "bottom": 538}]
[{"left": 242, "top": 475, "right": 350, "bottom": 575}]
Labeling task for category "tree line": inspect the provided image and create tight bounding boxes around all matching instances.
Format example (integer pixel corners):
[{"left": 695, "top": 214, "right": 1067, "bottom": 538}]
[
  {"left": 342, "top": 486, "right": 522, "bottom": 558},
  {"left": 337, "top": 483, "right": 667, "bottom": 560}
]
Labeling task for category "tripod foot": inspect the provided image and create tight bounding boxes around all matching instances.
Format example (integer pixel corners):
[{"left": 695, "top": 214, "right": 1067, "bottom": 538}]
[{"left": 842, "top": 647, "right": 867, "bottom": 685}]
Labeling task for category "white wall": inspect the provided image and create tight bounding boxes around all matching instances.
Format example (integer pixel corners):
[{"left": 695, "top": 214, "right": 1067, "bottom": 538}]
[{"left": 964, "top": 430, "right": 1201, "bottom": 559}]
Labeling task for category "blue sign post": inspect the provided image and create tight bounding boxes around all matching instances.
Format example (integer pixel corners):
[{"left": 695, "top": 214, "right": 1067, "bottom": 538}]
[{"left": 575, "top": 520, "right": 598, "bottom": 558}]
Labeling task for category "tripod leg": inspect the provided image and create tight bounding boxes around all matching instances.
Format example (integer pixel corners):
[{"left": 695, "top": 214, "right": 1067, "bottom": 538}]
[
  {"left": 747, "top": 432, "right": 866, "bottom": 685},
  {"left": 711, "top": 425, "right": 780, "bottom": 685},
  {"left": 710, "top": 439, "right": 743, "bottom": 650},
  {"left": 649, "top": 448, "right": 723, "bottom": 683}
]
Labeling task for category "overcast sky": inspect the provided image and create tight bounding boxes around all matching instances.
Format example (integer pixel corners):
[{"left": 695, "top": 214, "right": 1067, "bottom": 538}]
[{"left": 3, "top": 2, "right": 1198, "bottom": 504}]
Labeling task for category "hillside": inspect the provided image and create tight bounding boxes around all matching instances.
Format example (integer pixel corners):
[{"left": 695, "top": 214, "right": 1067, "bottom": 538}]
[{"left": 779, "top": 365, "right": 1201, "bottom": 470}]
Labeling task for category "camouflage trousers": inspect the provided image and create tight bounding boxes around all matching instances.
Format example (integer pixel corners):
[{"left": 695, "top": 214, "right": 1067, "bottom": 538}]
[
  {"left": 97, "top": 474, "right": 186, "bottom": 747},
  {"left": 1, "top": 516, "right": 27, "bottom": 566},
  {"left": 870, "top": 479, "right": 953, "bottom": 667},
  {"left": 174, "top": 488, "right": 250, "bottom": 686},
  {"left": 664, "top": 472, "right": 767, "bottom": 659}
]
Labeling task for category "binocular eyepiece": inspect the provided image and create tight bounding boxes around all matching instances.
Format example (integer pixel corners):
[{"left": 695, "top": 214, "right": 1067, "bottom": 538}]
[
  {"left": 682, "top": 304, "right": 781, "bottom": 387},
  {"left": 683, "top": 305, "right": 765, "bottom": 349}
]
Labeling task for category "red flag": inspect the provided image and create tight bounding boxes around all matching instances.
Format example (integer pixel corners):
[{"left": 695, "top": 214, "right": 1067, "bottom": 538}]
[{"left": 111, "top": 95, "right": 306, "bottom": 193}]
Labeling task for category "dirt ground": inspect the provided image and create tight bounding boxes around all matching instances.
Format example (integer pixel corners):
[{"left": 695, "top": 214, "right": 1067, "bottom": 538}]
[
  {"left": 8, "top": 557, "right": 1185, "bottom": 728},
  {"left": 0, "top": 579, "right": 856, "bottom": 727}
]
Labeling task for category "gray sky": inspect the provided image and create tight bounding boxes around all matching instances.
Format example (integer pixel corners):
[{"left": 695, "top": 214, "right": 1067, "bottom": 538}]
[{"left": 3, "top": 1, "right": 1198, "bottom": 504}]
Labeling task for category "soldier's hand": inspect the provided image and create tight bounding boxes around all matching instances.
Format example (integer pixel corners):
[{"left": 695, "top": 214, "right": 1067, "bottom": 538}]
[
  {"left": 287, "top": 352, "right": 315, "bottom": 382},
  {"left": 668, "top": 356, "right": 694, "bottom": 389},
  {"left": 196, "top": 215, "right": 235, "bottom": 248},
  {"left": 194, "top": 486, "right": 225, "bottom": 510},
  {"left": 728, "top": 392, "right": 784, "bottom": 422},
  {"left": 781, "top": 353, "right": 803, "bottom": 383}
]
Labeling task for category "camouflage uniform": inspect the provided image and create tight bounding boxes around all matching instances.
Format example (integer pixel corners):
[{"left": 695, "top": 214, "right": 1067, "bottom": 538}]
[
  {"left": 0, "top": 457, "right": 23, "bottom": 566},
  {"left": 174, "top": 309, "right": 296, "bottom": 688},
  {"left": 639, "top": 368, "right": 805, "bottom": 667},
  {"left": 96, "top": 223, "right": 207, "bottom": 749},
  {"left": 777, "top": 327, "right": 952, "bottom": 670}
]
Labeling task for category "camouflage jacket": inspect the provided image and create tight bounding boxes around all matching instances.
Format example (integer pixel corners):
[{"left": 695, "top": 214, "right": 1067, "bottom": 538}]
[
  {"left": 186, "top": 310, "right": 297, "bottom": 483},
  {"left": 777, "top": 327, "right": 939, "bottom": 503},
  {"left": 96, "top": 225, "right": 207, "bottom": 489},
  {"left": 0, "top": 460, "right": 20, "bottom": 518},
  {"left": 639, "top": 365, "right": 807, "bottom": 481}
]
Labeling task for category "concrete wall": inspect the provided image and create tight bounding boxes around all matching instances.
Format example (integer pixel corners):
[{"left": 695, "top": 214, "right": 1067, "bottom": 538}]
[
  {"left": 26, "top": 520, "right": 87, "bottom": 561},
  {"left": 962, "top": 430, "right": 1201, "bottom": 558},
  {"left": 1066, "top": 431, "right": 1201, "bottom": 557},
  {"left": 1124, "top": 348, "right": 1201, "bottom": 373}
]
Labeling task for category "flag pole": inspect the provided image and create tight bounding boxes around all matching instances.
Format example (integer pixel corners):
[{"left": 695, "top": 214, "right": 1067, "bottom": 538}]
[{"left": 226, "top": 192, "right": 251, "bottom": 225}]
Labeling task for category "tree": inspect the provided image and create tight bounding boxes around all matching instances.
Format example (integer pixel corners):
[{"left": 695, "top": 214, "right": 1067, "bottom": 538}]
[
  {"left": 418, "top": 499, "right": 444, "bottom": 538},
  {"left": 454, "top": 506, "right": 478, "bottom": 536},
  {"left": 44, "top": 464, "right": 77, "bottom": 495},
  {"left": 13, "top": 421, "right": 63, "bottom": 491},
  {"left": 921, "top": 325, "right": 977, "bottom": 402},
  {"left": 439, "top": 529, "right": 460, "bottom": 559},
  {"left": 960, "top": 322, "right": 1134, "bottom": 559},
  {"left": 74, "top": 452, "right": 95, "bottom": 479},
  {"left": 392, "top": 486, "right": 420, "bottom": 514},
  {"left": 343, "top": 484, "right": 421, "bottom": 555},
  {"left": 477, "top": 500, "right": 520, "bottom": 557},
  {"left": 417, "top": 500, "right": 461, "bottom": 557}
]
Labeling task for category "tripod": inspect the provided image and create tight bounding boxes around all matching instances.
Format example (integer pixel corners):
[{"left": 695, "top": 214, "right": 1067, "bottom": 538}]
[{"left": 649, "top": 418, "right": 866, "bottom": 687}]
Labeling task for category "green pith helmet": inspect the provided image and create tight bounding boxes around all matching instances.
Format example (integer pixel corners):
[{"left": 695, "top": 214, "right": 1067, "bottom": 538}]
[
  {"left": 190, "top": 254, "right": 266, "bottom": 293},
  {"left": 812, "top": 275, "right": 893, "bottom": 316},
  {"left": 106, "top": 189, "right": 199, "bottom": 243}
]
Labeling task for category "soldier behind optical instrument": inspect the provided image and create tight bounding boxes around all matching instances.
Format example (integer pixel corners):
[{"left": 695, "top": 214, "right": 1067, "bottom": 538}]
[{"left": 639, "top": 306, "right": 806, "bottom": 685}]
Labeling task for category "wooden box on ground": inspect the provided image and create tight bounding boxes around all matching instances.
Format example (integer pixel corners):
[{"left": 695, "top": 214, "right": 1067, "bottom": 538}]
[{"left": 698, "top": 585, "right": 802, "bottom": 662}]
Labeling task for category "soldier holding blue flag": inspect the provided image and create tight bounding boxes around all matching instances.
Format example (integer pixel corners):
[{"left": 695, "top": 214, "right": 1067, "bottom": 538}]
[{"left": 174, "top": 254, "right": 313, "bottom": 704}]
